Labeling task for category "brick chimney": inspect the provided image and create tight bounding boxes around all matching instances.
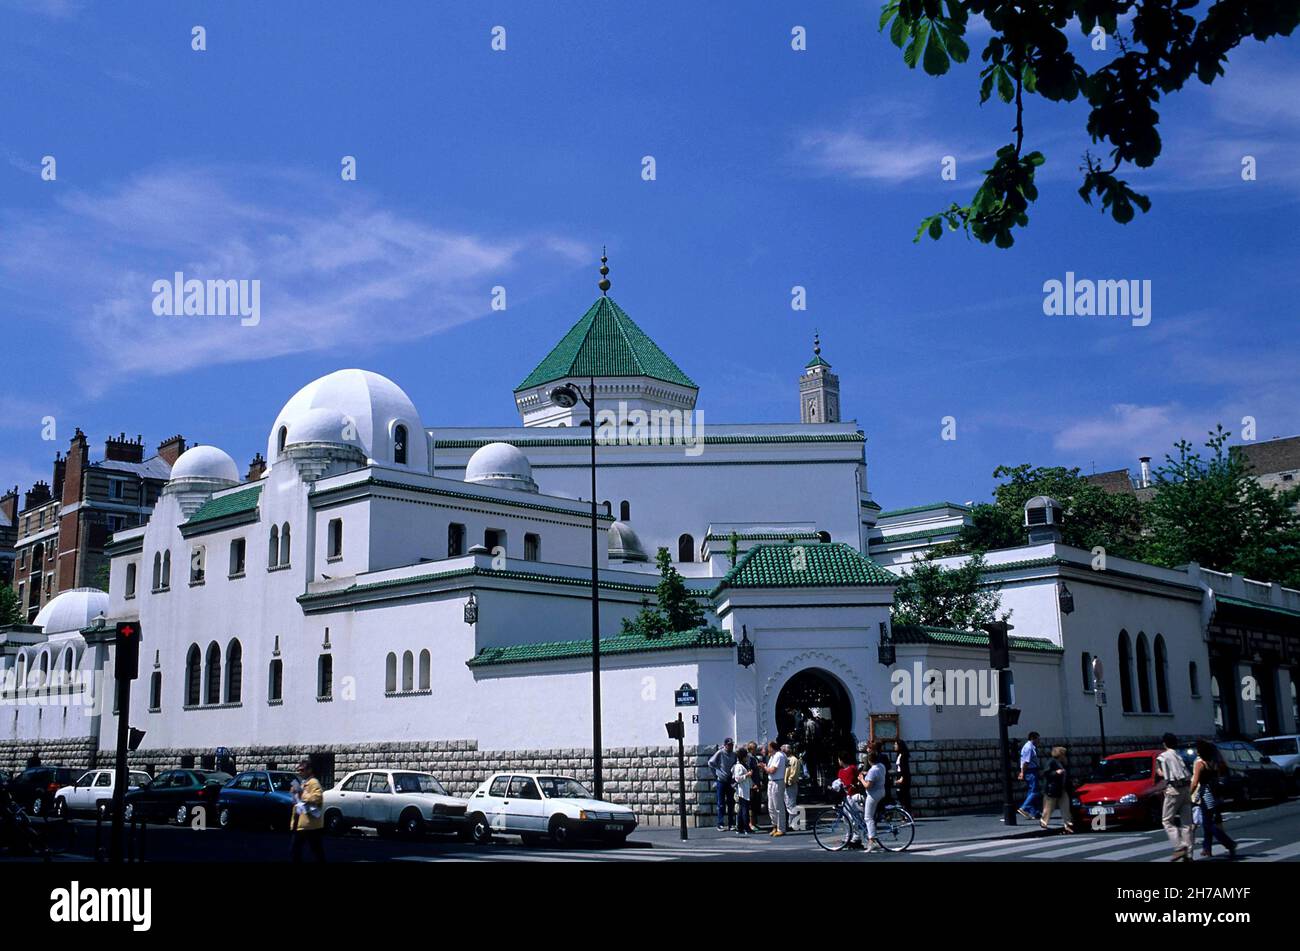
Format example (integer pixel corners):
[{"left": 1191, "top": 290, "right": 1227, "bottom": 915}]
[
  {"left": 57, "top": 429, "right": 89, "bottom": 591},
  {"left": 1, "top": 485, "right": 18, "bottom": 525},
  {"left": 157, "top": 434, "right": 187, "bottom": 466},
  {"left": 52, "top": 452, "right": 66, "bottom": 499},
  {"left": 246, "top": 452, "right": 267, "bottom": 481},
  {"left": 23, "top": 481, "right": 51, "bottom": 511},
  {"left": 105, "top": 432, "right": 145, "bottom": 463},
  {"left": 61, "top": 429, "right": 88, "bottom": 507}
]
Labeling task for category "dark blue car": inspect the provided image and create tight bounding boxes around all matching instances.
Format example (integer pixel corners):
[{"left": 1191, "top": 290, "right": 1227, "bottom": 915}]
[{"left": 216, "top": 770, "right": 299, "bottom": 831}]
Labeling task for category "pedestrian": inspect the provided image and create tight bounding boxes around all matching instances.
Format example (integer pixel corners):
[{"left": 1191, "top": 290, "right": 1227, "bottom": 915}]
[
  {"left": 1040, "top": 746, "right": 1075, "bottom": 833},
  {"left": 732, "top": 749, "right": 753, "bottom": 836},
  {"left": 859, "top": 749, "right": 887, "bottom": 853},
  {"left": 708, "top": 738, "right": 738, "bottom": 830},
  {"left": 1155, "top": 733, "right": 1194, "bottom": 862},
  {"left": 289, "top": 757, "right": 326, "bottom": 863},
  {"left": 764, "top": 741, "right": 788, "bottom": 837},
  {"left": 782, "top": 744, "right": 802, "bottom": 830},
  {"left": 1191, "top": 740, "right": 1237, "bottom": 860},
  {"left": 894, "top": 739, "right": 912, "bottom": 811},
  {"left": 747, "top": 741, "right": 765, "bottom": 831},
  {"left": 1016, "top": 731, "right": 1043, "bottom": 821}
]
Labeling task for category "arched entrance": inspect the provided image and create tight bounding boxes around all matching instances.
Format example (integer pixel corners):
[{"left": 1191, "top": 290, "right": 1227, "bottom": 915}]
[{"left": 775, "top": 668, "right": 856, "bottom": 801}]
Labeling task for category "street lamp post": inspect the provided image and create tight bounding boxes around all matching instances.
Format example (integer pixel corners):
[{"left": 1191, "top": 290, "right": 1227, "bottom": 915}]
[{"left": 549, "top": 376, "right": 603, "bottom": 799}]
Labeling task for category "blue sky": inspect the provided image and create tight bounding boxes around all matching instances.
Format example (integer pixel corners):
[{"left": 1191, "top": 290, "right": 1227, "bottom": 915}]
[{"left": 2, "top": 1, "right": 1298, "bottom": 508}]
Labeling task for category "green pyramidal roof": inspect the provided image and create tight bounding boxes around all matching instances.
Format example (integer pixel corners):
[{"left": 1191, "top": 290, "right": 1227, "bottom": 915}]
[
  {"left": 515, "top": 296, "right": 697, "bottom": 392},
  {"left": 711, "top": 542, "right": 899, "bottom": 596}
]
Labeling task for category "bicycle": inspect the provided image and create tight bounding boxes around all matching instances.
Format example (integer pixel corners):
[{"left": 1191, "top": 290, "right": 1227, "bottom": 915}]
[{"left": 813, "top": 794, "right": 915, "bottom": 852}]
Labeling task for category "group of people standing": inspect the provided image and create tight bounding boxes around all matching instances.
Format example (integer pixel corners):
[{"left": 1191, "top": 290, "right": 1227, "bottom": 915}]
[{"left": 708, "top": 739, "right": 804, "bottom": 836}]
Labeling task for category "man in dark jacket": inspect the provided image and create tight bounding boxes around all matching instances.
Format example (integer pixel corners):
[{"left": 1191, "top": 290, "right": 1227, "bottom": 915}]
[{"left": 707, "top": 739, "right": 738, "bottom": 830}]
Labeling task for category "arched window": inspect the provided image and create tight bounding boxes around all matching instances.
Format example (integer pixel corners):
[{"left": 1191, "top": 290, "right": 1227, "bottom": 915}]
[
  {"left": 402, "top": 651, "right": 414, "bottom": 692},
  {"left": 161, "top": 550, "right": 171, "bottom": 589},
  {"left": 317, "top": 654, "right": 332, "bottom": 700},
  {"left": 268, "top": 525, "right": 280, "bottom": 568},
  {"left": 1118, "top": 631, "right": 1134, "bottom": 713},
  {"left": 817, "top": 531, "right": 832, "bottom": 544},
  {"left": 1081, "top": 652, "right": 1094, "bottom": 692},
  {"left": 268, "top": 659, "right": 283, "bottom": 703},
  {"left": 126, "top": 562, "right": 137, "bottom": 597},
  {"left": 149, "top": 671, "right": 162, "bottom": 711},
  {"left": 279, "top": 523, "right": 291, "bottom": 566},
  {"left": 63, "top": 647, "right": 75, "bottom": 681},
  {"left": 186, "top": 645, "right": 201, "bottom": 706},
  {"left": 385, "top": 652, "right": 397, "bottom": 693},
  {"left": 225, "top": 639, "right": 243, "bottom": 704},
  {"left": 152, "top": 552, "right": 161, "bottom": 590},
  {"left": 678, "top": 533, "right": 695, "bottom": 563},
  {"left": 394, "top": 425, "right": 408, "bottom": 465},
  {"left": 1154, "top": 635, "right": 1169, "bottom": 713},
  {"left": 189, "top": 545, "right": 206, "bottom": 584},
  {"left": 1136, "top": 633, "right": 1153, "bottom": 713},
  {"left": 15, "top": 655, "right": 28, "bottom": 693},
  {"left": 205, "top": 641, "right": 222, "bottom": 705},
  {"left": 37, "top": 651, "right": 49, "bottom": 693},
  {"left": 602, "top": 500, "right": 612, "bottom": 517},
  {"left": 619, "top": 501, "right": 631, "bottom": 521},
  {"left": 1189, "top": 661, "right": 1200, "bottom": 697},
  {"left": 277, "top": 426, "right": 288, "bottom": 457},
  {"left": 419, "top": 650, "right": 430, "bottom": 691}
]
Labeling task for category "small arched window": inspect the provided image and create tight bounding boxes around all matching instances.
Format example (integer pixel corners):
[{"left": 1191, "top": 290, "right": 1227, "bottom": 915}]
[
  {"left": 268, "top": 659, "right": 283, "bottom": 703},
  {"left": 279, "top": 523, "right": 291, "bottom": 566},
  {"left": 277, "top": 426, "right": 288, "bottom": 457},
  {"left": 149, "top": 671, "right": 162, "bottom": 711},
  {"left": 385, "top": 652, "right": 397, "bottom": 693},
  {"left": 37, "top": 652, "right": 49, "bottom": 693},
  {"left": 1136, "top": 633, "right": 1153, "bottom": 713},
  {"left": 317, "top": 654, "right": 332, "bottom": 700},
  {"left": 1081, "top": 651, "right": 1094, "bottom": 692},
  {"left": 152, "top": 552, "right": 161, "bottom": 590},
  {"left": 1118, "top": 631, "right": 1134, "bottom": 713},
  {"left": 268, "top": 525, "right": 280, "bottom": 568},
  {"left": 619, "top": 501, "right": 631, "bottom": 521},
  {"left": 402, "top": 651, "right": 414, "bottom": 692},
  {"left": 225, "top": 639, "right": 243, "bottom": 704},
  {"left": 185, "top": 644, "right": 201, "bottom": 706},
  {"left": 1188, "top": 661, "right": 1200, "bottom": 698},
  {"left": 678, "top": 533, "right": 695, "bottom": 563},
  {"left": 205, "top": 642, "right": 222, "bottom": 705},
  {"left": 394, "top": 425, "right": 408, "bottom": 466},
  {"left": 161, "top": 550, "right": 171, "bottom": 589},
  {"left": 602, "top": 500, "right": 612, "bottom": 518},
  {"left": 419, "top": 650, "right": 430, "bottom": 691},
  {"left": 816, "top": 531, "right": 831, "bottom": 544},
  {"left": 1154, "top": 634, "right": 1170, "bottom": 713}
]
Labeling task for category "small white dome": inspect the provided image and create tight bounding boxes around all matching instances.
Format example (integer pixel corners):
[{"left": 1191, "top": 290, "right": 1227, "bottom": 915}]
[
  {"left": 170, "top": 445, "right": 239, "bottom": 484},
  {"left": 286, "top": 407, "right": 363, "bottom": 448},
  {"left": 608, "top": 521, "right": 649, "bottom": 562},
  {"left": 465, "top": 442, "right": 537, "bottom": 493},
  {"left": 34, "top": 588, "right": 110, "bottom": 635}
]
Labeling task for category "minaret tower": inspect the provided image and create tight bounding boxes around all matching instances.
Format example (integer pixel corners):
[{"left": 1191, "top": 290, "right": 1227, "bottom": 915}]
[{"left": 799, "top": 332, "right": 840, "bottom": 423}]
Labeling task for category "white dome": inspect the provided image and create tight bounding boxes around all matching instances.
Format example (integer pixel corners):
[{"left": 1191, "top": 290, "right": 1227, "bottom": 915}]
[
  {"left": 170, "top": 445, "right": 239, "bottom": 484},
  {"left": 465, "top": 442, "right": 537, "bottom": 493},
  {"left": 269, "top": 369, "right": 427, "bottom": 472},
  {"left": 34, "top": 588, "right": 110, "bottom": 635},
  {"left": 608, "top": 521, "right": 649, "bottom": 562}
]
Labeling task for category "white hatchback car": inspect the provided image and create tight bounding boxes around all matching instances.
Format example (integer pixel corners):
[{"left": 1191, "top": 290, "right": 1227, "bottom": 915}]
[
  {"left": 322, "top": 769, "right": 469, "bottom": 837},
  {"left": 466, "top": 772, "right": 638, "bottom": 846},
  {"left": 54, "top": 768, "right": 153, "bottom": 818}
]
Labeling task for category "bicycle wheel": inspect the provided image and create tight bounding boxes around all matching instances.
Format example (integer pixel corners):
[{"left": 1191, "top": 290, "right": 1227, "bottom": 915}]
[
  {"left": 874, "top": 804, "right": 915, "bottom": 852},
  {"left": 813, "top": 807, "right": 853, "bottom": 851}
]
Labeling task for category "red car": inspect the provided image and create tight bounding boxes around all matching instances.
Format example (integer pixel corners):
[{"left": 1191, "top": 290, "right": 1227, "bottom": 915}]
[{"left": 1070, "top": 749, "right": 1167, "bottom": 828}]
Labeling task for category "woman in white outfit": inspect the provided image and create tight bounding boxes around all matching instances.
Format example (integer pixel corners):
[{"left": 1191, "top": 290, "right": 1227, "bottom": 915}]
[{"left": 859, "top": 750, "right": 887, "bottom": 852}]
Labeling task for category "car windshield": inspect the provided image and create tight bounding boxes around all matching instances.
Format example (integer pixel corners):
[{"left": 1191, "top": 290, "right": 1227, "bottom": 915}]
[
  {"left": 197, "top": 772, "right": 233, "bottom": 784},
  {"left": 1255, "top": 738, "right": 1299, "bottom": 757},
  {"left": 1088, "top": 758, "right": 1152, "bottom": 783},
  {"left": 536, "top": 776, "right": 592, "bottom": 799},
  {"left": 393, "top": 772, "right": 447, "bottom": 795},
  {"left": 269, "top": 772, "right": 298, "bottom": 792}
]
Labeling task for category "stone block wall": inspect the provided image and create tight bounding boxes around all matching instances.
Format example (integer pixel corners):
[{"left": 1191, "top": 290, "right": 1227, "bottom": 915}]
[{"left": 0, "top": 736, "right": 96, "bottom": 774}]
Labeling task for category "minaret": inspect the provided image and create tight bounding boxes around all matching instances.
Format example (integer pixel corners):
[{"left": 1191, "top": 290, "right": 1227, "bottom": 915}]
[{"left": 799, "top": 333, "right": 840, "bottom": 423}]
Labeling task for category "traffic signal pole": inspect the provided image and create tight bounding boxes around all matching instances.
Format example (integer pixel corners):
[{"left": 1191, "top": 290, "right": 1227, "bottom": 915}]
[{"left": 109, "top": 683, "right": 131, "bottom": 863}]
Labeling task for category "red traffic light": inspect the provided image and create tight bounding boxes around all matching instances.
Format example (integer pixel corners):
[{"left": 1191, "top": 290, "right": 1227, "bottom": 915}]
[{"left": 119, "top": 624, "right": 136, "bottom": 638}]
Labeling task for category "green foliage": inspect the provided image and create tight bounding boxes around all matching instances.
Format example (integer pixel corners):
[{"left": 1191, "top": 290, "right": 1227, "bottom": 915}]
[
  {"left": 1142, "top": 426, "right": 1300, "bottom": 587},
  {"left": 90, "top": 562, "right": 111, "bottom": 593},
  {"left": 621, "top": 547, "right": 708, "bottom": 637},
  {"left": 882, "top": 0, "right": 1300, "bottom": 245},
  {"left": 0, "top": 585, "right": 21, "bottom": 626},
  {"left": 892, "top": 551, "right": 1010, "bottom": 629}
]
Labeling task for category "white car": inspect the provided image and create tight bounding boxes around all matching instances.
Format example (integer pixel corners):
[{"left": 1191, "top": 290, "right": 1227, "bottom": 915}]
[
  {"left": 322, "top": 769, "right": 468, "bottom": 837},
  {"left": 54, "top": 768, "right": 152, "bottom": 818},
  {"left": 466, "top": 772, "right": 638, "bottom": 846},
  {"left": 1257, "top": 735, "right": 1300, "bottom": 789}
]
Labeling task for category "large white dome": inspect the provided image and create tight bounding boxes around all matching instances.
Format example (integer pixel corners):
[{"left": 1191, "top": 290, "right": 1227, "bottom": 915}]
[
  {"left": 34, "top": 588, "right": 110, "bottom": 635},
  {"left": 465, "top": 442, "right": 537, "bottom": 493},
  {"left": 269, "top": 369, "right": 427, "bottom": 472},
  {"left": 170, "top": 445, "right": 239, "bottom": 484}
]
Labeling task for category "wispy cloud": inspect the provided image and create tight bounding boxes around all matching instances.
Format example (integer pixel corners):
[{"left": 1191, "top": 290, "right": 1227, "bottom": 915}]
[{"left": 0, "top": 163, "right": 587, "bottom": 389}]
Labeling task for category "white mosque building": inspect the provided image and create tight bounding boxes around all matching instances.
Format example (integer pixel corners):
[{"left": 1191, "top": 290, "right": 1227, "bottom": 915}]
[{"left": 3, "top": 269, "right": 1298, "bottom": 819}]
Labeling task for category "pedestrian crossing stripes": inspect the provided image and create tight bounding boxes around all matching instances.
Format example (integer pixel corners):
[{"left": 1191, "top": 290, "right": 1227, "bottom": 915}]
[
  {"left": 392, "top": 846, "right": 745, "bottom": 863},
  {"left": 917, "top": 831, "right": 1287, "bottom": 862}
]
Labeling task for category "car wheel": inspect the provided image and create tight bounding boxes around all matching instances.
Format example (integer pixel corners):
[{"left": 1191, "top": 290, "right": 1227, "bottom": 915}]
[
  {"left": 468, "top": 813, "right": 492, "bottom": 844},
  {"left": 324, "top": 809, "right": 349, "bottom": 836},
  {"left": 30, "top": 796, "right": 44, "bottom": 817},
  {"left": 548, "top": 815, "right": 572, "bottom": 846},
  {"left": 218, "top": 806, "right": 233, "bottom": 830},
  {"left": 399, "top": 809, "right": 425, "bottom": 837},
  {"left": 53, "top": 798, "right": 67, "bottom": 818}
]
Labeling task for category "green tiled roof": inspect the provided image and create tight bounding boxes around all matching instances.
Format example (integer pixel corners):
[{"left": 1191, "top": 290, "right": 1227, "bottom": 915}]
[
  {"left": 805, "top": 354, "right": 831, "bottom": 369},
  {"left": 712, "top": 542, "right": 898, "bottom": 595},
  {"left": 878, "top": 501, "right": 971, "bottom": 518},
  {"left": 1216, "top": 595, "right": 1300, "bottom": 620},
  {"left": 704, "top": 531, "right": 821, "bottom": 542},
  {"left": 435, "top": 433, "right": 864, "bottom": 449},
  {"left": 467, "top": 626, "right": 733, "bottom": 668},
  {"left": 185, "top": 485, "right": 262, "bottom": 525},
  {"left": 872, "top": 525, "right": 964, "bottom": 544},
  {"left": 515, "top": 296, "right": 696, "bottom": 391},
  {"left": 891, "top": 623, "right": 1062, "bottom": 653}
]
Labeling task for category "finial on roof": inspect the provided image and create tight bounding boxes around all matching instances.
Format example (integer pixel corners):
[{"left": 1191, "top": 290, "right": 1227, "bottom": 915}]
[
  {"left": 598, "top": 246, "right": 611, "bottom": 295},
  {"left": 813, "top": 331, "right": 821, "bottom": 357}
]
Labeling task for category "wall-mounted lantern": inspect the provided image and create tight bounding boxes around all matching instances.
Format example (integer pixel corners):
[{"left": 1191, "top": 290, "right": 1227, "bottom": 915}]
[
  {"left": 463, "top": 593, "right": 478, "bottom": 625},
  {"left": 737, "top": 625, "right": 755, "bottom": 668}
]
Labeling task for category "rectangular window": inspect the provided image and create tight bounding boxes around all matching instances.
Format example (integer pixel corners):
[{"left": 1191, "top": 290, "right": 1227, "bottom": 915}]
[
  {"left": 524, "top": 533, "right": 540, "bottom": 561},
  {"left": 448, "top": 523, "right": 465, "bottom": 558},
  {"left": 327, "top": 518, "right": 343, "bottom": 559},
  {"left": 107, "top": 514, "right": 127, "bottom": 534},
  {"left": 484, "top": 529, "right": 504, "bottom": 554},
  {"left": 229, "top": 538, "right": 246, "bottom": 577},
  {"left": 125, "top": 562, "right": 137, "bottom": 598},
  {"left": 108, "top": 478, "right": 125, "bottom": 501}
]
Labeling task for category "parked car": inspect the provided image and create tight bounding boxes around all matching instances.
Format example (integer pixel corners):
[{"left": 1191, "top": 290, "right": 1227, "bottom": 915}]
[
  {"left": 1186, "top": 740, "right": 1290, "bottom": 805},
  {"left": 8, "top": 766, "right": 81, "bottom": 817},
  {"left": 323, "top": 769, "right": 468, "bottom": 837},
  {"left": 54, "top": 769, "right": 152, "bottom": 818},
  {"left": 1071, "top": 750, "right": 1166, "bottom": 828},
  {"left": 466, "top": 772, "right": 638, "bottom": 846},
  {"left": 216, "top": 770, "right": 299, "bottom": 830},
  {"left": 123, "top": 769, "right": 233, "bottom": 825},
  {"left": 1255, "top": 735, "right": 1300, "bottom": 790}
]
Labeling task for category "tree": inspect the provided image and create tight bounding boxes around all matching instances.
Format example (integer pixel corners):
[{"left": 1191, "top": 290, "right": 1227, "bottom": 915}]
[
  {"left": 881, "top": 0, "right": 1299, "bottom": 246},
  {"left": 892, "top": 551, "right": 1011, "bottom": 629},
  {"left": 1142, "top": 425, "right": 1300, "bottom": 587},
  {"left": 90, "top": 562, "right": 111, "bottom": 593},
  {"left": 0, "top": 585, "right": 21, "bottom": 626},
  {"left": 937, "top": 463, "right": 1143, "bottom": 556},
  {"left": 621, "top": 547, "right": 708, "bottom": 637}
]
